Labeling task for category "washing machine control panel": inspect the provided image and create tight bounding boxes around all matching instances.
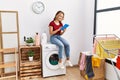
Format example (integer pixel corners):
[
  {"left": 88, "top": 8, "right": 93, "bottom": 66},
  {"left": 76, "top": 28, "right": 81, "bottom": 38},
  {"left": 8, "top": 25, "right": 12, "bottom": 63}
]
[{"left": 43, "top": 44, "right": 58, "bottom": 50}]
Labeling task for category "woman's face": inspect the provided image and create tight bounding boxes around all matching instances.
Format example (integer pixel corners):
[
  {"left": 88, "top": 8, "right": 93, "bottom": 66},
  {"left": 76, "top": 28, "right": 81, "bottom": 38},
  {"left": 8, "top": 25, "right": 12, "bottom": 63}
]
[{"left": 56, "top": 13, "right": 64, "bottom": 21}]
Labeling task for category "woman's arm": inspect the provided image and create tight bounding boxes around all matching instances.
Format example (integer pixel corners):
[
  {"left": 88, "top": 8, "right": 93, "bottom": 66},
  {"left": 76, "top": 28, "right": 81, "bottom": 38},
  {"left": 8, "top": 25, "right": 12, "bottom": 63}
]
[{"left": 49, "top": 26, "right": 60, "bottom": 35}]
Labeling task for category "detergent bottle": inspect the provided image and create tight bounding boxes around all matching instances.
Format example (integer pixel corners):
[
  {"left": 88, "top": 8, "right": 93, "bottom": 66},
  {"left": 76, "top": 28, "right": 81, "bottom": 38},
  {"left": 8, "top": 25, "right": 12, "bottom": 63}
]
[
  {"left": 35, "top": 32, "right": 40, "bottom": 46},
  {"left": 41, "top": 32, "right": 47, "bottom": 44}
]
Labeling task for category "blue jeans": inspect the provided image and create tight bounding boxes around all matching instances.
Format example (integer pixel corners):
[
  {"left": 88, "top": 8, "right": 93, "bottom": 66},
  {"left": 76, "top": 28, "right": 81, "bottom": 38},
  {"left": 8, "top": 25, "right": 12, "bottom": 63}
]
[{"left": 50, "top": 35, "right": 70, "bottom": 59}]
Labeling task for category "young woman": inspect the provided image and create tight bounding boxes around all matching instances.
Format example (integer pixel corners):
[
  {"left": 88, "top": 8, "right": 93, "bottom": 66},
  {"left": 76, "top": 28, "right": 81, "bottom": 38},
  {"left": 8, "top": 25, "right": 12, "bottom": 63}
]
[{"left": 49, "top": 11, "right": 73, "bottom": 69}]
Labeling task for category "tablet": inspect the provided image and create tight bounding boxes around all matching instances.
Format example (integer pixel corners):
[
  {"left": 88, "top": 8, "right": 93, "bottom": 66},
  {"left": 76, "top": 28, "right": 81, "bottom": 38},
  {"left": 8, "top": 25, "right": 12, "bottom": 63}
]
[{"left": 61, "top": 24, "right": 69, "bottom": 30}]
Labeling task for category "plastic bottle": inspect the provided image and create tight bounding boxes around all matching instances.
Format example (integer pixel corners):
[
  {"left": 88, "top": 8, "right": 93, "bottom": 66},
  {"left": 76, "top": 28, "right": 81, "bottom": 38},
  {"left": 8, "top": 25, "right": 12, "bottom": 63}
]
[
  {"left": 24, "top": 36, "right": 26, "bottom": 41},
  {"left": 35, "top": 32, "right": 40, "bottom": 46},
  {"left": 41, "top": 32, "right": 47, "bottom": 44}
]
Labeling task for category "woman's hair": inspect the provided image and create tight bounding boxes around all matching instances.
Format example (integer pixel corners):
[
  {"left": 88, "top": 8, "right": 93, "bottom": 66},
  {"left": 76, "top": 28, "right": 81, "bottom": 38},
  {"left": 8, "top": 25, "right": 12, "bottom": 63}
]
[{"left": 54, "top": 11, "right": 64, "bottom": 20}]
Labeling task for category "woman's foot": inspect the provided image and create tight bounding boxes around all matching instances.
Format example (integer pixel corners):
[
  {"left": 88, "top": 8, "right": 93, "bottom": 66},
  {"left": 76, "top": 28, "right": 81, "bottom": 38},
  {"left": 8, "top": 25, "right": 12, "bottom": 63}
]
[
  {"left": 65, "top": 60, "right": 73, "bottom": 67},
  {"left": 58, "top": 62, "right": 65, "bottom": 69}
]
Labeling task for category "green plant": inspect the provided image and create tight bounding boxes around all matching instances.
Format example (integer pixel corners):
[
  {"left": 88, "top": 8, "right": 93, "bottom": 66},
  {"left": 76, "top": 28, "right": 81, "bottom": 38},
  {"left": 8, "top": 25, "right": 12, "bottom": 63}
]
[
  {"left": 25, "top": 37, "right": 34, "bottom": 43},
  {"left": 28, "top": 50, "right": 34, "bottom": 57}
]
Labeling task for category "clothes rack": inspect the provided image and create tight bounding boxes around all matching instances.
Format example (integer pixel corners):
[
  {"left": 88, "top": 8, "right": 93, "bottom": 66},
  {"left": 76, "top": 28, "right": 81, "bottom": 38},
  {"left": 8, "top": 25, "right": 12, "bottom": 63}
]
[{"left": 93, "top": 34, "right": 120, "bottom": 80}]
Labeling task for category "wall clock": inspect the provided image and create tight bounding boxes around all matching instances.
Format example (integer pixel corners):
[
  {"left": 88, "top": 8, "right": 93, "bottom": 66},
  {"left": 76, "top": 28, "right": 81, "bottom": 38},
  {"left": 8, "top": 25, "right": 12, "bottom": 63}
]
[{"left": 32, "top": 1, "right": 45, "bottom": 14}]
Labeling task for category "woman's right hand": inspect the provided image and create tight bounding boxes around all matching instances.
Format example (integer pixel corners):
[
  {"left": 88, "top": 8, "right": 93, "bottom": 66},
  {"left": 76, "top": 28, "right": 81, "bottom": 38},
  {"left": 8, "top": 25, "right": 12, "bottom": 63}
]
[{"left": 57, "top": 28, "right": 61, "bottom": 31}]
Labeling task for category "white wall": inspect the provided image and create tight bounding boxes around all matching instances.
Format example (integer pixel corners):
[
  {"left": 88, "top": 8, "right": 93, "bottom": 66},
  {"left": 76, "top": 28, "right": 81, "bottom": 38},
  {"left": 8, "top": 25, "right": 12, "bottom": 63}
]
[
  {"left": 0, "top": 0, "right": 95, "bottom": 65},
  {"left": 82, "top": 0, "right": 95, "bottom": 51}
]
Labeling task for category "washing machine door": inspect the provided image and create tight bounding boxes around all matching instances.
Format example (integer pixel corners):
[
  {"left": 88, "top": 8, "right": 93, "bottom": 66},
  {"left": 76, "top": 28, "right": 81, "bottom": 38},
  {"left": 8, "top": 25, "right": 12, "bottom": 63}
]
[{"left": 46, "top": 51, "right": 59, "bottom": 70}]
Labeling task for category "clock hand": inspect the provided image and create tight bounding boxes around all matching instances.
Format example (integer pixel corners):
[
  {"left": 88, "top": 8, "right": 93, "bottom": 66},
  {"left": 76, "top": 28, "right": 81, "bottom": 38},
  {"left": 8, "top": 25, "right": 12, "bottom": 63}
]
[{"left": 37, "top": 6, "right": 43, "bottom": 8}]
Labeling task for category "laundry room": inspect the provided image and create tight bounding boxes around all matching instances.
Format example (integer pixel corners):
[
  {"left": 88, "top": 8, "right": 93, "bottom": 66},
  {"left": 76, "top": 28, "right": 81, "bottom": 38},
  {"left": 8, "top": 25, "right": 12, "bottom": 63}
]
[{"left": 0, "top": 0, "right": 120, "bottom": 80}]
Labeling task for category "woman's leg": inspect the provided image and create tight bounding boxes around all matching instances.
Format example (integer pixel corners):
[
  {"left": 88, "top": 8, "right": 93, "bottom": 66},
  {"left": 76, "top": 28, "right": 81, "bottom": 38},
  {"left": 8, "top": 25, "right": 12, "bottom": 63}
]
[
  {"left": 57, "top": 36, "right": 73, "bottom": 66},
  {"left": 50, "top": 35, "right": 64, "bottom": 62},
  {"left": 57, "top": 36, "right": 70, "bottom": 59}
]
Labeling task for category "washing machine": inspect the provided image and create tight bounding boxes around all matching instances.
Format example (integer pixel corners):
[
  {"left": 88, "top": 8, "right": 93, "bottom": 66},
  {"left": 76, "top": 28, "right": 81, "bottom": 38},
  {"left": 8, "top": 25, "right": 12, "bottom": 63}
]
[
  {"left": 42, "top": 43, "right": 66, "bottom": 77},
  {"left": 105, "top": 57, "right": 120, "bottom": 80}
]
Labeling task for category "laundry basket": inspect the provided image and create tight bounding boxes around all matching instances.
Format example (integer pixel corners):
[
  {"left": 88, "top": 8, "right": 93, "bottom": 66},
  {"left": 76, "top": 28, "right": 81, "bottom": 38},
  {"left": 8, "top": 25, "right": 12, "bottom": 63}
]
[
  {"left": 78, "top": 52, "right": 105, "bottom": 80},
  {"left": 93, "top": 58, "right": 105, "bottom": 80}
]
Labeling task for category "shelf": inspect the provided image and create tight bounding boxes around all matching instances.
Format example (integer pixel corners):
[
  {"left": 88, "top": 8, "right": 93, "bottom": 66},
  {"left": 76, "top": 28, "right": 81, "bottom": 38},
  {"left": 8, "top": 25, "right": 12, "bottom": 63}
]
[
  {"left": 20, "top": 61, "right": 41, "bottom": 66},
  {"left": 0, "top": 48, "right": 18, "bottom": 80},
  {"left": 20, "top": 68, "right": 41, "bottom": 73},
  {"left": 0, "top": 75, "right": 16, "bottom": 80},
  {"left": 19, "top": 45, "right": 41, "bottom": 79},
  {"left": 20, "top": 45, "right": 40, "bottom": 49},
  {"left": 0, "top": 62, "right": 16, "bottom": 68},
  {"left": 0, "top": 48, "right": 16, "bottom": 54},
  {"left": 21, "top": 75, "right": 41, "bottom": 80},
  {"left": 21, "top": 60, "right": 41, "bottom": 63}
]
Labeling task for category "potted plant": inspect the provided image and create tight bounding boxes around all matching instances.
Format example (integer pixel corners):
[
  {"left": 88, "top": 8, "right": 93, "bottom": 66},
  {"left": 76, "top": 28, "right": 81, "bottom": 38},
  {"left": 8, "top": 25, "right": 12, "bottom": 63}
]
[
  {"left": 28, "top": 50, "right": 34, "bottom": 61},
  {"left": 25, "top": 37, "right": 34, "bottom": 46}
]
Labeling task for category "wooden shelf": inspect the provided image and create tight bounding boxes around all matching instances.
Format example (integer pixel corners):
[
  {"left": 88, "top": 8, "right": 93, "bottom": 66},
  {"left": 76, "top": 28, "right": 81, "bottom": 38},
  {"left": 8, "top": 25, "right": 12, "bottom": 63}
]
[
  {"left": 0, "top": 48, "right": 16, "bottom": 54},
  {"left": 19, "top": 45, "right": 41, "bottom": 80},
  {"left": 20, "top": 61, "right": 41, "bottom": 67},
  {"left": 0, "top": 62, "right": 16, "bottom": 68},
  {"left": 0, "top": 48, "right": 18, "bottom": 80},
  {"left": 20, "top": 45, "right": 40, "bottom": 49},
  {"left": 21, "top": 75, "right": 41, "bottom": 80},
  {"left": 0, "top": 75, "right": 16, "bottom": 80}
]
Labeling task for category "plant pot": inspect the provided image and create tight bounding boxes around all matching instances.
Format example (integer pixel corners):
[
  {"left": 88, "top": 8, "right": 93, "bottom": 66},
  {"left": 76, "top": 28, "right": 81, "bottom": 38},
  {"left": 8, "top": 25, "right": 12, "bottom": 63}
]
[
  {"left": 26, "top": 43, "right": 34, "bottom": 46},
  {"left": 28, "top": 57, "right": 33, "bottom": 61}
]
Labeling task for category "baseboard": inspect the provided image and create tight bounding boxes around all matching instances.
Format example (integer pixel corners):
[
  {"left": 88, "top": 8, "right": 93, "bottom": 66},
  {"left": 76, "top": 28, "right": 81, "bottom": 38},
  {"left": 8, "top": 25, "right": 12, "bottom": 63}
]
[{"left": 66, "top": 64, "right": 79, "bottom": 68}]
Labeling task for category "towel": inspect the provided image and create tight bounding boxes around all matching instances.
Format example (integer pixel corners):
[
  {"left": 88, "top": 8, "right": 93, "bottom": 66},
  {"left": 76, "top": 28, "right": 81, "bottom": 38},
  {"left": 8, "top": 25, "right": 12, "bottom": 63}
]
[
  {"left": 79, "top": 53, "right": 86, "bottom": 70},
  {"left": 92, "top": 56, "right": 101, "bottom": 67},
  {"left": 86, "top": 55, "right": 94, "bottom": 78},
  {"left": 96, "top": 40, "right": 120, "bottom": 58},
  {"left": 116, "top": 56, "right": 120, "bottom": 70},
  {"left": 118, "top": 49, "right": 120, "bottom": 55},
  {"left": 93, "top": 37, "right": 116, "bottom": 54}
]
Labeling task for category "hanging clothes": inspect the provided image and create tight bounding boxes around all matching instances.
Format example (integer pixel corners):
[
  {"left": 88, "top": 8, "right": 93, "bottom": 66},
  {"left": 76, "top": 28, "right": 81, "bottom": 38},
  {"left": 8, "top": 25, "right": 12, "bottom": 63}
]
[
  {"left": 86, "top": 55, "right": 95, "bottom": 78},
  {"left": 116, "top": 56, "right": 120, "bottom": 70},
  {"left": 79, "top": 53, "right": 86, "bottom": 70},
  {"left": 78, "top": 52, "right": 95, "bottom": 80},
  {"left": 78, "top": 52, "right": 86, "bottom": 79},
  {"left": 93, "top": 37, "right": 116, "bottom": 54},
  {"left": 96, "top": 40, "right": 120, "bottom": 58},
  {"left": 92, "top": 56, "right": 101, "bottom": 67}
]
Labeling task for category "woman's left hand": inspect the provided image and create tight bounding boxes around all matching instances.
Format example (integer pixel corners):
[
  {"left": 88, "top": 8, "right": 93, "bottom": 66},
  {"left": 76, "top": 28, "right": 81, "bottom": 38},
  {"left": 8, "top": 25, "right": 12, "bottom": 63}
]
[{"left": 63, "top": 28, "right": 66, "bottom": 32}]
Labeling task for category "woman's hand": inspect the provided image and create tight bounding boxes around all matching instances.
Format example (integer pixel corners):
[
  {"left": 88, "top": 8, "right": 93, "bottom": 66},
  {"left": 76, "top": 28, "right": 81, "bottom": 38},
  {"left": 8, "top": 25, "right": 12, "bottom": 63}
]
[
  {"left": 57, "top": 27, "right": 61, "bottom": 31},
  {"left": 60, "top": 28, "right": 66, "bottom": 35}
]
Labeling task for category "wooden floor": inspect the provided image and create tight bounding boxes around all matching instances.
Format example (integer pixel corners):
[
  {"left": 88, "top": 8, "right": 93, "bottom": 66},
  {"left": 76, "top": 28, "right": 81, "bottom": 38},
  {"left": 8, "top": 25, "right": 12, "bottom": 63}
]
[
  {"left": 39, "top": 66, "right": 84, "bottom": 80},
  {"left": 3, "top": 66, "right": 85, "bottom": 80},
  {"left": 2, "top": 65, "right": 105, "bottom": 80}
]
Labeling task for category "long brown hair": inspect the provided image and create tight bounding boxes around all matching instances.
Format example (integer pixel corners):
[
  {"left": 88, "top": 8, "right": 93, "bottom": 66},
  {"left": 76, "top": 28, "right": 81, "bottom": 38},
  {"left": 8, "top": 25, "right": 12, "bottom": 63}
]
[{"left": 54, "top": 11, "right": 64, "bottom": 21}]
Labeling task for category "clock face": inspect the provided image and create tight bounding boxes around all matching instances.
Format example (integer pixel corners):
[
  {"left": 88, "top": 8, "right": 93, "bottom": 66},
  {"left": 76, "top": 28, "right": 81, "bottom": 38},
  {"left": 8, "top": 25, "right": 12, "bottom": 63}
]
[{"left": 32, "top": 1, "right": 45, "bottom": 14}]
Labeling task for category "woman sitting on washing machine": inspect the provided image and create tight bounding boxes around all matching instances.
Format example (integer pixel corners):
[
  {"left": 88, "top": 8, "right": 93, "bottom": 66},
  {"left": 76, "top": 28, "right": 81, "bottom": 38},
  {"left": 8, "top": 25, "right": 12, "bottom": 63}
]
[{"left": 48, "top": 11, "right": 73, "bottom": 69}]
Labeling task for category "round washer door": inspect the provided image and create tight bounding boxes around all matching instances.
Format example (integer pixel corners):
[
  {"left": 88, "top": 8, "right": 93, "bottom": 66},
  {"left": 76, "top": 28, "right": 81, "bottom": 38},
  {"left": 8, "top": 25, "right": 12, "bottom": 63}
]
[{"left": 46, "top": 51, "right": 59, "bottom": 70}]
